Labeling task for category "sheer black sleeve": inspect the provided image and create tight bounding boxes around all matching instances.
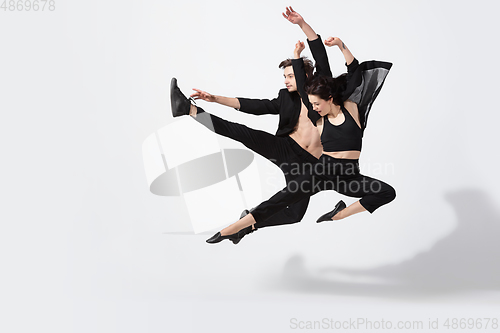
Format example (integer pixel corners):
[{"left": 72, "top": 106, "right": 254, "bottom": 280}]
[{"left": 342, "top": 59, "right": 392, "bottom": 130}]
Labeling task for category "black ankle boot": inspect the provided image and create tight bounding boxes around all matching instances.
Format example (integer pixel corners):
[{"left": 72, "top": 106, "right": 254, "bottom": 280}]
[
  {"left": 316, "top": 200, "right": 346, "bottom": 223},
  {"left": 170, "top": 77, "right": 194, "bottom": 117}
]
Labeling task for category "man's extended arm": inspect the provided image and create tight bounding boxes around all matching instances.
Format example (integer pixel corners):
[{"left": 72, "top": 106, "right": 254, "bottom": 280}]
[
  {"left": 191, "top": 88, "right": 280, "bottom": 115},
  {"left": 191, "top": 89, "right": 240, "bottom": 109}
]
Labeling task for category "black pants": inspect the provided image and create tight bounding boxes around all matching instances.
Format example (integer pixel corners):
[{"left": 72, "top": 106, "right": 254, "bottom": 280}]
[
  {"left": 251, "top": 154, "right": 396, "bottom": 224},
  {"left": 194, "top": 108, "right": 320, "bottom": 229}
]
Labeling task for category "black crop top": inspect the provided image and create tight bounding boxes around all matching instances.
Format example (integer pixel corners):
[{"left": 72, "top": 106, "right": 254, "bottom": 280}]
[{"left": 321, "top": 105, "right": 363, "bottom": 152}]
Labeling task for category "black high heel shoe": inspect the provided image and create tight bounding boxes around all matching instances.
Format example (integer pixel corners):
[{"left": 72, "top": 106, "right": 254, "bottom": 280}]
[{"left": 316, "top": 200, "right": 346, "bottom": 223}]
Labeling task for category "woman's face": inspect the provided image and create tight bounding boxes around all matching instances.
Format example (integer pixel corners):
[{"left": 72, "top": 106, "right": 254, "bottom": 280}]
[{"left": 308, "top": 94, "right": 332, "bottom": 117}]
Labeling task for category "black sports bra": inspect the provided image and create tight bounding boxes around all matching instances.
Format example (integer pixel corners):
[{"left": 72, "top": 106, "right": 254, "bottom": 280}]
[{"left": 321, "top": 105, "right": 363, "bottom": 152}]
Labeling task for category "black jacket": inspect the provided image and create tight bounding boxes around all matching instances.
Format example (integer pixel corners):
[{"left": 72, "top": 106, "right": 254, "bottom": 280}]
[{"left": 235, "top": 35, "right": 332, "bottom": 137}]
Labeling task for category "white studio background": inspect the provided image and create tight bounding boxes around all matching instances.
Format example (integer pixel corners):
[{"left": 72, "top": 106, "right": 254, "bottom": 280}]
[{"left": 1, "top": 0, "right": 500, "bottom": 332}]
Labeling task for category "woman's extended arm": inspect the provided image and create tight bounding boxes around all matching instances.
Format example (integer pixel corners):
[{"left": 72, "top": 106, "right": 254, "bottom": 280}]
[{"left": 325, "top": 37, "right": 355, "bottom": 65}]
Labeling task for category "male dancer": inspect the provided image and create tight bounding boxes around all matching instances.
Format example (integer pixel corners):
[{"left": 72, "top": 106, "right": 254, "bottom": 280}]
[{"left": 170, "top": 8, "right": 333, "bottom": 244}]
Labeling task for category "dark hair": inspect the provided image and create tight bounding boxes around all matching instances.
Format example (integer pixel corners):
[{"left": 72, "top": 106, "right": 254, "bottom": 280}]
[
  {"left": 279, "top": 57, "right": 314, "bottom": 77},
  {"left": 304, "top": 73, "right": 347, "bottom": 105}
]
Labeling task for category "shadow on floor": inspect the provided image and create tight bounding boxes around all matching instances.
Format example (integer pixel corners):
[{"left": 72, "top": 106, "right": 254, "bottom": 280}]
[{"left": 278, "top": 188, "right": 500, "bottom": 298}]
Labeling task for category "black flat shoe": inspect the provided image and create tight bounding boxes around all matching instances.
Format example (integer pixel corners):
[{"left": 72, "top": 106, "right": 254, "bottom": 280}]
[
  {"left": 170, "top": 77, "right": 194, "bottom": 117},
  {"left": 316, "top": 200, "right": 346, "bottom": 223},
  {"left": 206, "top": 231, "right": 240, "bottom": 244},
  {"left": 206, "top": 225, "right": 257, "bottom": 245}
]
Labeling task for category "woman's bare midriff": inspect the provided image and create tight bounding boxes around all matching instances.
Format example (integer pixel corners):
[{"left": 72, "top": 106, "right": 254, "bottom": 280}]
[{"left": 323, "top": 150, "right": 361, "bottom": 160}]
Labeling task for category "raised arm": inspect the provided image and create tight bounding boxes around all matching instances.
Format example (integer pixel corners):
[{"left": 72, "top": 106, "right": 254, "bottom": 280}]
[
  {"left": 326, "top": 38, "right": 392, "bottom": 130},
  {"left": 292, "top": 41, "right": 307, "bottom": 99},
  {"left": 282, "top": 6, "right": 318, "bottom": 42},
  {"left": 292, "top": 42, "right": 321, "bottom": 124},
  {"left": 190, "top": 88, "right": 280, "bottom": 116},
  {"left": 283, "top": 7, "right": 332, "bottom": 78},
  {"left": 325, "top": 37, "right": 355, "bottom": 66}
]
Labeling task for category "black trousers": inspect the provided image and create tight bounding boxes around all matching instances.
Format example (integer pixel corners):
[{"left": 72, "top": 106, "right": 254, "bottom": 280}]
[
  {"left": 194, "top": 108, "right": 320, "bottom": 229},
  {"left": 251, "top": 154, "right": 396, "bottom": 224}
]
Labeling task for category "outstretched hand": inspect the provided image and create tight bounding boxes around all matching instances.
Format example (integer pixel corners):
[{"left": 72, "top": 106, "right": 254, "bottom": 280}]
[
  {"left": 324, "top": 36, "right": 342, "bottom": 47},
  {"left": 294, "top": 40, "right": 305, "bottom": 58},
  {"left": 282, "top": 6, "right": 304, "bottom": 25},
  {"left": 190, "top": 88, "right": 216, "bottom": 103}
]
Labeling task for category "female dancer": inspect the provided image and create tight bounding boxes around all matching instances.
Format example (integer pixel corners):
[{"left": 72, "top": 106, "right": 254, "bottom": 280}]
[{"left": 207, "top": 7, "right": 396, "bottom": 244}]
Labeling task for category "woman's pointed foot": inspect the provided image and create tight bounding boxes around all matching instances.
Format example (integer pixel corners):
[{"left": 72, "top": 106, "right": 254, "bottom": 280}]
[
  {"left": 316, "top": 200, "right": 346, "bottom": 223},
  {"left": 205, "top": 225, "right": 257, "bottom": 245},
  {"left": 206, "top": 232, "right": 237, "bottom": 244}
]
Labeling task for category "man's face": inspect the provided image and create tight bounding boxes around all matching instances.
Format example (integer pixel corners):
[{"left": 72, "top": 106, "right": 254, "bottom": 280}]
[{"left": 283, "top": 66, "right": 297, "bottom": 92}]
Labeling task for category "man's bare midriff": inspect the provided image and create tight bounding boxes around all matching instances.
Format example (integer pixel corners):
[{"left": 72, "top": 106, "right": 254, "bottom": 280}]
[{"left": 288, "top": 103, "right": 323, "bottom": 159}]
